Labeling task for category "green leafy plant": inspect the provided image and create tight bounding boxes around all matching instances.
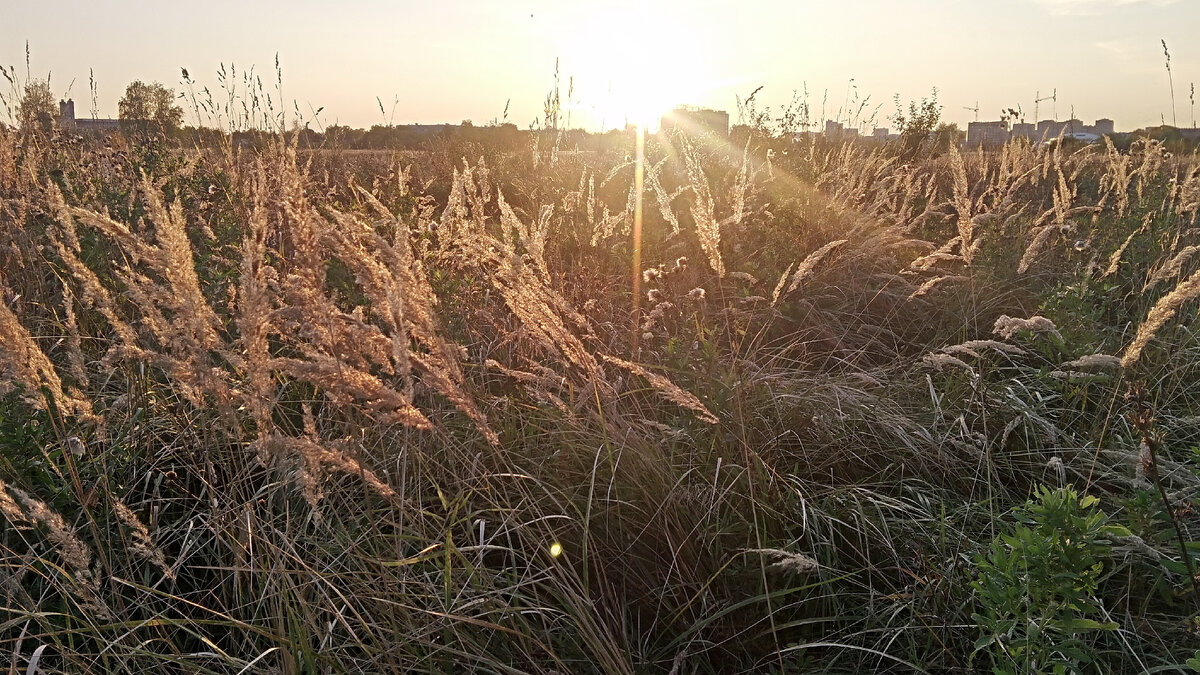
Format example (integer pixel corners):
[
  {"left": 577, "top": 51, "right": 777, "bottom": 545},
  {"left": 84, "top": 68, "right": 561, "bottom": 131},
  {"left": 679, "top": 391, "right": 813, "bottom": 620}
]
[{"left": 972, "top": 485, "right": 1130, "bottom": 674}]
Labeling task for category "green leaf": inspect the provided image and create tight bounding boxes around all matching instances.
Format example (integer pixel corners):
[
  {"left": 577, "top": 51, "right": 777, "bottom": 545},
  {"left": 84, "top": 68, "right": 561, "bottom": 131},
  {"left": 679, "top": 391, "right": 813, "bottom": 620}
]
[
  {"left": 1103, "top": 524, "right": 1133, "bottom": 538},
  {"left": 1058, "top": 618, "right": 1118, "bottom": 632}
]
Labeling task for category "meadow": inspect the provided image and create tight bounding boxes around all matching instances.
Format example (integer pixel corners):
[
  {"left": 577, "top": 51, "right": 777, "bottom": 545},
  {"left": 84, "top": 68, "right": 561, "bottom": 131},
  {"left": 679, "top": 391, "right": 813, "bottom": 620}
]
[{"left": 2, "top": 95, "right": 1200, "bottom": 673}]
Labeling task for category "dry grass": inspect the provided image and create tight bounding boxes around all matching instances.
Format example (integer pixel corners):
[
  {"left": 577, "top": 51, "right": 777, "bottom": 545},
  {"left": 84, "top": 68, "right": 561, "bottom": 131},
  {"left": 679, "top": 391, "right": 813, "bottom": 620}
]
[{"left": 1, "top": 99, "right": 1199, "bottom": 672}]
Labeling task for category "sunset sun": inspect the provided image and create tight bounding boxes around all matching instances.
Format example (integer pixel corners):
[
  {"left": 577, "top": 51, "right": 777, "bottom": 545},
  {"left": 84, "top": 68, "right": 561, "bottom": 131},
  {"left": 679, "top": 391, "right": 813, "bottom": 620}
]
[{"left": 559, "top": 1, "right": 708, "bottom": 130}]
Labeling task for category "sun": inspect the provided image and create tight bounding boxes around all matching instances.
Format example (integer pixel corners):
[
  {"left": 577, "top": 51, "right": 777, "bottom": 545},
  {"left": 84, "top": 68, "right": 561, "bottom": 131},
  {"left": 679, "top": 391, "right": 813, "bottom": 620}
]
[{"left": 559, "top": 1, "right": 709, "bottom": 131}]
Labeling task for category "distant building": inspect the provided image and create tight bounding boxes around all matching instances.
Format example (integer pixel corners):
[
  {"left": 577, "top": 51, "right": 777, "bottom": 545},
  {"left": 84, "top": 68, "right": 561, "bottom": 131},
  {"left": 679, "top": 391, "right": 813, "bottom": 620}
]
[
  {"left": 997, "top": 117, "right": 1117, "bottom": 143},
  {"left": 822, "top": 120, "right": 863, "bottom": 139},
  {"left": 967, "top": 120, "right": 1010, "bottom": 146},
  {"left": 872, "top": 127, "right": 889, "bottom": 141},
  {"left": 660, "top": 107, "right": 729, "bottom": 137},
  {"left": 58, "top": 99, "right": 121, "bottom": 134},
  {"left": 1011, "top": 122, "right": 1036, "bottom": 139}
]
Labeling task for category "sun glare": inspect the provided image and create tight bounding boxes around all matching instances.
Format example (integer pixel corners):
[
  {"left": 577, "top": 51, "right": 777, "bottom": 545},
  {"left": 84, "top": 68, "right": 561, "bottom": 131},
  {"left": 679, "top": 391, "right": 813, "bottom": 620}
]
[{"left": 560, "top": 1, "right": 708, "bottom": 131}]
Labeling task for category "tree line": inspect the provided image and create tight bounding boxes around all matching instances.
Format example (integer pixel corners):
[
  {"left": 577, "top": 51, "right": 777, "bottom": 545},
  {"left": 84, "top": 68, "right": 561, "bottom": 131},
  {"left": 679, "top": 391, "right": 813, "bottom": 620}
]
[{"left": 16, "top": 79, "right": 183, "bottom": 133}]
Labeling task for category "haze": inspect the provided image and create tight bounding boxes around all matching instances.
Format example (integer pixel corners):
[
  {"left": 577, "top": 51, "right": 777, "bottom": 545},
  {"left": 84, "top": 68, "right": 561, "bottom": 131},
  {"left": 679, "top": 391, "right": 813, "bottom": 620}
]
[{"left": 4, "top": 0, "right": 1197, "bottom": 132}]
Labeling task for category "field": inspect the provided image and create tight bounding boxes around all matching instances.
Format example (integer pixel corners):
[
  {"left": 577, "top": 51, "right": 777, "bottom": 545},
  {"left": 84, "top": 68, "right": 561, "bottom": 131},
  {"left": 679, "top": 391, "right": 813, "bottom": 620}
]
[{"left": 3, "top": 113, "right": 1200, "bottom": 673}]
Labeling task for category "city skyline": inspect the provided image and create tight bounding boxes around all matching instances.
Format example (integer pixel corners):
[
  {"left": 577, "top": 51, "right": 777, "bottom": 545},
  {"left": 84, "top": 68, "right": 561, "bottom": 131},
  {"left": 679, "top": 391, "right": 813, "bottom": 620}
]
[{"left": 3, "top": 0, "right": 1198, "bottom": 133}]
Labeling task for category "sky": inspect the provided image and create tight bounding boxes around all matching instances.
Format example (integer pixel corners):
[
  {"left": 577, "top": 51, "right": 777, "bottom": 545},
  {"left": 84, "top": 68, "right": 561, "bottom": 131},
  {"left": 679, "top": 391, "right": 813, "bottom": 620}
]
[{"left": 3, "top": 0, "right": 1198, "bottom": 133}]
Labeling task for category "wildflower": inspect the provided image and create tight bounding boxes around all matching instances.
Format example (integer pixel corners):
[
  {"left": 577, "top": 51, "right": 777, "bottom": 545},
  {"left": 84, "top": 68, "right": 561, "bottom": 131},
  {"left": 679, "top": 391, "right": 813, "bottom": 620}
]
[
  {"left": 647, "top": 289, "right": 663, "bottom": 303},
  {"left": 687, "top": 287, "right": 706, "bottom": 301},
  {"left": 643, "top": 268, "right": 663, "bottom": 283},
  {"left": 671, "top": 256, "right": 688, "bottom": 273},
  {"left": 1047, "top": 456, "right": 1067, "bottom": 485}
]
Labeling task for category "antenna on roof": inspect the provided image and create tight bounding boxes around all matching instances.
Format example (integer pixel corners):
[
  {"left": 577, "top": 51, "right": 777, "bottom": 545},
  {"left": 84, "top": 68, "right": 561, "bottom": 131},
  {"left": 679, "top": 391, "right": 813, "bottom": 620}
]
[
  {"left": 963, "top": 101, "right": 980, "bottom": 122},
  {"left": 1034, "top": 88, "right": 1057, "bottom": 122}
]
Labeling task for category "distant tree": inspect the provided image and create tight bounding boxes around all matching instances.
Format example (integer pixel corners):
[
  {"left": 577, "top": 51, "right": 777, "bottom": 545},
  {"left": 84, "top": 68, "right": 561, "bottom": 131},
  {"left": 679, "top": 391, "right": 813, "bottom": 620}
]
[
  {"left": 890, "top": 89, "right": 942, "bottom": 160},
  {"left": 118, "top": 81, "right": 184, "bottom": 131},
  {"left": 932, "top": 122, "right": 964, "bottom": 153},
  {"left": 18, "top": 80, "right": 57, "bottom": 133}
]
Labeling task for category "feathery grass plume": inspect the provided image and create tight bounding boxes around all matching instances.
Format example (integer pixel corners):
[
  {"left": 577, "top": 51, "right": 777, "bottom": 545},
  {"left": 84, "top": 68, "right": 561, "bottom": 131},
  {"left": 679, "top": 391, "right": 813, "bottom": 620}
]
[
  {"left": 8, "top": 487, "right": 93, "bottom": 574},
  {"left": 784, "top": 239, "right": 848, "bottom": 295},
  {"left": 270, "top": 355, "right": 432, "bottom": 428},
  {"left": 993, "top": 314, "right": 1063, "bottom": 342},
  {"left": 646, "top": 157, "right": 681, "bottom": 235},
  {"left": 948, "top": 144, "right": 975, "bottom": 265},
  {"left": 236, "top": 170, "right": 277, "bottom": 435},
  {"left": 1102, "top": 215, "right": 1152, "bottom": 279},
  {"left": 1147, "top": 245, "right": 1200, "bottom": 290},
  {"left": 746, "top": 548, "right": 819, "bottom": 575},
  {"left": 360, "top": 190, "right": 467, "bottom": 346},
  {"left": 110, "top": 498, "right": 174, "bottom": 580},
  {"left": 681, "top": 135, "right": 725, "bottom": 277},
  {"left": 921, "top": 352, "right": 976, "bottom": 377},
  {"left": 54, "top": 180, "right": 236, "bottom": 410},
  {"left": 728, "top": 271, "right": 759, "bottom": 285},
  {"left": 770, "top": 262, "right": 795, "bottom": 306},
  {"left": 1122, "top": 267, "right": 1200, "bottom": 367},
  {"left": 438, "top": 165, "right": 471, "bottom": 249},
  {"left": 58, "top": 281, "right": 88, "bottom": 387},
  {"left": 1048, "top": 370, "right": 1111, "bottom": 382},
  {"left": 729, "top": 138, "right": 752, "bottom": 228},
  {"left": 467, "top": 219, "right": 605, "bottom": 387},
  {"left": 599, "top": 354, "right": 718, "bottom": 424},
  {"left": 0, "top": 479, "right": 24, "bottom": 524},
  {"left": 945, "top": 340, "right": 1027, "bottom": 357},
  {"left": 499, "top": 188, "right": 552, "bottom": 283},
  {"left": 266, "top": 433, "right": 397, "bottom": 509},
  {"left": 1060, "top": 354, "right": 1122, "bottom": 370},
  {"left": 271, "top": 154, "right": 480, "bottom": 439},
  {"left": 1135, "top": 139, "right": 1165, "bottom": 203},
  {"left": 46, "top": 191, "right": 138, "bottom": 349},
  {"left": 1018, "top": 164, "right": 1079, "bottom": 274},
  {"left": 585, "top": 173, "right": 597, "bottom": 231},
  {"left": 485, "top": 358, "right": 570, "bottom": 414},
  {"left": 2, "top": 481, "right": 110, "bottom": 620},
  {"left": 465, "top": 156, "right": 492, "bottom": 232},
  {"left": 591, "top": 204, "right": 624, "bottom": 247},
  {"left": 907, "top": 274, "right": 968, "bottom": 301},
  {"left": 906, "top": 236, "right": 963, "bottom": 274},
  {"left": 0, "top": 282, "right": 94, "bottom": 419},
  {"left": 1177, "top": 162, "right": 1200, "bottom": 222},
  {"left": 1099, "top": 136, "right": 1133, "bottom": 219}
]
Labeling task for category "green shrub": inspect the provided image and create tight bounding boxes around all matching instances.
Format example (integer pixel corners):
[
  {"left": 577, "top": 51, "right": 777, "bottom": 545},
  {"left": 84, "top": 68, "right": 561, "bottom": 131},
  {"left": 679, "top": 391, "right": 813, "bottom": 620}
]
[{"left": 972, "top": 485, "right": 1130, "bottom": 674}]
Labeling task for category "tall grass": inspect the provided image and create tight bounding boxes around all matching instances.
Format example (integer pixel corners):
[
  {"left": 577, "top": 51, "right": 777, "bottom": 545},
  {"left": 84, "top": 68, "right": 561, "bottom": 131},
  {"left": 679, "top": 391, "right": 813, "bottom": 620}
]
[{"left": 2, "top": 84, "right": 1200, "bottom": 673}]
